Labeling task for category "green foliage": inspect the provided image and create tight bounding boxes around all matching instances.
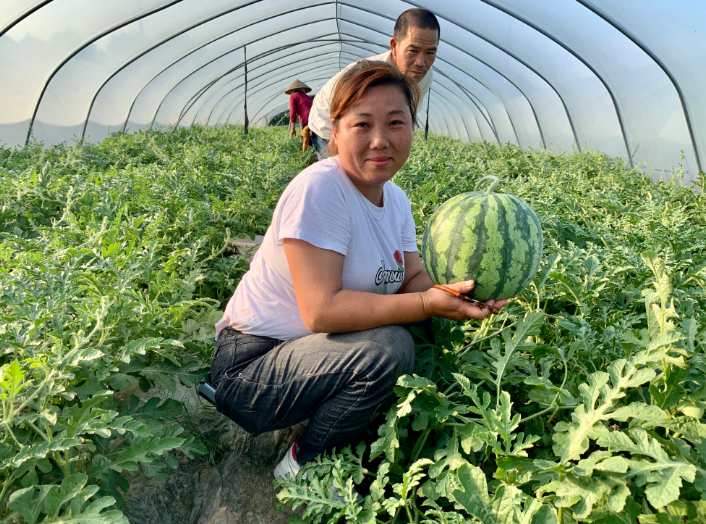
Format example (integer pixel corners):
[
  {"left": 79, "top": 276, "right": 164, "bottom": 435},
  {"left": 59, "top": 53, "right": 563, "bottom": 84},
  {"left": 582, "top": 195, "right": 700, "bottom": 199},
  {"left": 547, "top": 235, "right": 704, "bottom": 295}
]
[
  {"left": 277, "top": 136, "right": 706, "bottom": 523},
  {"left": 4, "top": 127, "right": 706, "bottom": 524},
  {"left": 7, "top": 474, "right": 127, "bottom": 524},
  {"left": 0, "top": 125, "right": 313, "bottom": 522}
]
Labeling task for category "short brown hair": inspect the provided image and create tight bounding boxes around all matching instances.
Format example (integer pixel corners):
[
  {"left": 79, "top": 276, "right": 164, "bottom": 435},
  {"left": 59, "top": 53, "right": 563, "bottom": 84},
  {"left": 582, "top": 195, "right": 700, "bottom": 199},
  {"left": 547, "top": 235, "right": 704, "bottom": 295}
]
[
  {"left": 394, "top": 8, "right": 440, "bottom": 41},
  {"left": 328, "top": 60, "right": 419, "bottom": 155}
]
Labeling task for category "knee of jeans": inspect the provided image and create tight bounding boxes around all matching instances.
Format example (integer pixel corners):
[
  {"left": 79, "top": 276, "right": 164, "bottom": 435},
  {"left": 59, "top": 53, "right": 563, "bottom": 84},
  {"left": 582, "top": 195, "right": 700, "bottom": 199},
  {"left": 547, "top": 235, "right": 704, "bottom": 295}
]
[{"left": 365, "top": 326, "right": 415, "bottom": 378}]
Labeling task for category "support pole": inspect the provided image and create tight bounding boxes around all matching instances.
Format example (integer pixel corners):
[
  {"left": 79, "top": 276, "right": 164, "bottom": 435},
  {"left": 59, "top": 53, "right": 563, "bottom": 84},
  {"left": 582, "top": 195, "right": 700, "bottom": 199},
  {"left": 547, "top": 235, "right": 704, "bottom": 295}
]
[
  {"left": 424, "top": 87, "right": 431, "bottom": 140},
  {"left": 243, "top": 45, "right": 249, "bottom": 135}
]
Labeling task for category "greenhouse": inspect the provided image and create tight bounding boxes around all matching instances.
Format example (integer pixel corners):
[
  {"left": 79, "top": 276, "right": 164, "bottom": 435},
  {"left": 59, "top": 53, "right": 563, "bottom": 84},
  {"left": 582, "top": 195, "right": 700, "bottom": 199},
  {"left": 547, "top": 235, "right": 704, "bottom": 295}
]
[
  {"left": 3, "top": 0, "right": 705, "bottom": 183},
  {"left": 2, "top": 2, "right": 706, "bottom": 524}
]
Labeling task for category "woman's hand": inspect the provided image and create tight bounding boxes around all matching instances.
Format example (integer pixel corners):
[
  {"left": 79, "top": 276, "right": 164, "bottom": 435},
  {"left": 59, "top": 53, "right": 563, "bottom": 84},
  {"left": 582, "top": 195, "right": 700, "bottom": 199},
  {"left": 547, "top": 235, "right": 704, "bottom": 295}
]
[{"left": 420, "top": 280, "right": 509, "bottom": 321}]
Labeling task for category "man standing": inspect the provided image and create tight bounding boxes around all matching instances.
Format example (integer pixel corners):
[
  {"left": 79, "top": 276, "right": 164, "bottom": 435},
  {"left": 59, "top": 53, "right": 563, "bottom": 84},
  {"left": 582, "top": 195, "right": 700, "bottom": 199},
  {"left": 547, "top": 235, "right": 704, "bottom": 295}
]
[{"left": 308, "top": 8, "right": 440, "bottom": 160}]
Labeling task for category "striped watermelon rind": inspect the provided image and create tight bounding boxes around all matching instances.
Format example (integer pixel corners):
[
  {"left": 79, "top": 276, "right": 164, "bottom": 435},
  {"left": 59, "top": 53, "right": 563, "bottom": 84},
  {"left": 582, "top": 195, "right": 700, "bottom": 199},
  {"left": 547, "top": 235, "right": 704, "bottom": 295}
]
[{"left": 421, "top": 176, "right": 543, "bottom": 301}]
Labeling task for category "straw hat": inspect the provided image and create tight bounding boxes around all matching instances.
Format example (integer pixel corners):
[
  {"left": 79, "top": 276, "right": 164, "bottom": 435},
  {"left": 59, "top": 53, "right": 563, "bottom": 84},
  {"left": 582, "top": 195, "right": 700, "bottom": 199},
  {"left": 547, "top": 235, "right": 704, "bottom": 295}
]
[{"left": 284, "top": 79, "right": 311, "bottom": 95}]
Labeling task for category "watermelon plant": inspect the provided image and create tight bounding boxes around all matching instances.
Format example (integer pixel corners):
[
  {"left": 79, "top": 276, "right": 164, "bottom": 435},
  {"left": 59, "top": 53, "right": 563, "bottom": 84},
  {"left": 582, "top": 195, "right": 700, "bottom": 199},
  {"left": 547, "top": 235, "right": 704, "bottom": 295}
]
[
  {"left": 0, "top": 126, "right": 313, "bottom": 522},
  {"left": 276, "top": 137, "right": 706, "bottom": 523},
  {"left": 2, "top": 127, "right": 706, "bottom": 524}
]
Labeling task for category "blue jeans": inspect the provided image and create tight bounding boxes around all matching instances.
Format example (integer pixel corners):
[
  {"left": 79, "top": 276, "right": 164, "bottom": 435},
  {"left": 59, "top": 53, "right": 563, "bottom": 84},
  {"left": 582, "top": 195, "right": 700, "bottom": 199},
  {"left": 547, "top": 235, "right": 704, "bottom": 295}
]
[
  {"left": 210, "top": 326, "right": 415, "bottom": 465},
  {"left": 310, "top": 131, "right": 330, "bottom": 160}
]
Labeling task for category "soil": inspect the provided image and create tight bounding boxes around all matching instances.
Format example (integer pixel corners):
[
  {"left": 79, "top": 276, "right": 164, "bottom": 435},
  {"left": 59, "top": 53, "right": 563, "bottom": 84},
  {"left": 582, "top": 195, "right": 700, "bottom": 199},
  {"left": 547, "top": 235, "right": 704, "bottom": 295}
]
[{"left": 118, "top": 381, "right": 304, "bottom": 524}]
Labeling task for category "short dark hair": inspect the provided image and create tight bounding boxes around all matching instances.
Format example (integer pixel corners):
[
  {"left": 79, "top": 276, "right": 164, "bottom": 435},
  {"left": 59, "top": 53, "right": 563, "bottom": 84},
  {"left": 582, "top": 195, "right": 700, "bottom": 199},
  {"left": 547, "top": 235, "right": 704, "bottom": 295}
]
[
  {"left": 329, "top": 60, "right": 419, "bottom": 155},
  {"left": 393, "top": 8, "right": 440, "bottom": 41}
]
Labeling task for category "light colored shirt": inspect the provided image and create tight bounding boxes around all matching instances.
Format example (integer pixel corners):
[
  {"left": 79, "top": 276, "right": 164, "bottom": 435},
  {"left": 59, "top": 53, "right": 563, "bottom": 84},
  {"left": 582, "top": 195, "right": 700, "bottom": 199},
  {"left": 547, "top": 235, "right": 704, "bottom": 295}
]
[
  {"left": 308, "top": 51, "right": 433, "bottom": 140},
  {"left": 215, "top": 156, "right": 418, "bottom": 341}
]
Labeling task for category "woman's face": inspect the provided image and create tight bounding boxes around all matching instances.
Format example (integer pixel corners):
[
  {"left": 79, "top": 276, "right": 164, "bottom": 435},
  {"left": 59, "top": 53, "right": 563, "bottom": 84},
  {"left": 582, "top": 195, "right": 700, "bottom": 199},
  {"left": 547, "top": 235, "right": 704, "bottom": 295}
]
[{"left": 332, "top": 84, "right": 413, "bottom": 200}]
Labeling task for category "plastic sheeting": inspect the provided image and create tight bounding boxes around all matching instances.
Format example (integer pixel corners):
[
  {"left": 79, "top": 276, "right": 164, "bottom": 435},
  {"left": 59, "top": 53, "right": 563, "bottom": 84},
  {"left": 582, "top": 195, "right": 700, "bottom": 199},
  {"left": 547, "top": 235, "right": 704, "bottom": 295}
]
[{"left": 1, "top": 0, "right": 704, "bottom": 184}]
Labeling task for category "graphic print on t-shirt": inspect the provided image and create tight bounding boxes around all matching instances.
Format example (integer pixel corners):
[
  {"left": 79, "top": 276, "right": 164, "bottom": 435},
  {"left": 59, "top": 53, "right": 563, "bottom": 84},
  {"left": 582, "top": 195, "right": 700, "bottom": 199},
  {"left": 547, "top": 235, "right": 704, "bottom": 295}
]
[
  {"left": 376, "top": 250, "right": 405, "bottom": 294},
  {"left": 393, "top": 250, "right": 403, "bottom": 267}
]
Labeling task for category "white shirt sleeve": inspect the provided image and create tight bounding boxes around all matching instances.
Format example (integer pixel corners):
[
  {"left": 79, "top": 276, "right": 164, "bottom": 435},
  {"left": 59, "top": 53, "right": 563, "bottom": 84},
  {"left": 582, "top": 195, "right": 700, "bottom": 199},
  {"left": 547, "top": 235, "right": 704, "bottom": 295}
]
[
  {"left": 398, "top": 188, "right": 419, "bottom": 252},
  {"left": 308, "top": 51, "right": 393, "bottom": 140},
  {"left": 307, "top": 72, "right": 340, "bottom": 140},
  {"left": 276, "top": 173, "right": 352, "bottom": 256}
]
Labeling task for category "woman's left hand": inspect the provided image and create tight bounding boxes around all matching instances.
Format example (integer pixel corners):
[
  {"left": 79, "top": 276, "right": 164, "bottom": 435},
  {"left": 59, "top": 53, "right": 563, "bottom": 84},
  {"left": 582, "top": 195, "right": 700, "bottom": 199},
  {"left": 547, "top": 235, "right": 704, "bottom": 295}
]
[{"left": 420, "top": 280, "right": 509, "bottom": 321}]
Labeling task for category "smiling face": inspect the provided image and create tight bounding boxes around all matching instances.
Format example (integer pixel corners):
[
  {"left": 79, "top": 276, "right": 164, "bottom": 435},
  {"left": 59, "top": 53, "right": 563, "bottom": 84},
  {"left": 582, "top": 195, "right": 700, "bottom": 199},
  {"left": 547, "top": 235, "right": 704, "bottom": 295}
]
[
  {"left": 331, "top": 84, "right": 414, "bottom": 205},
  {"left": 389, "top": 26, "right": 438, "bottom": 85}
]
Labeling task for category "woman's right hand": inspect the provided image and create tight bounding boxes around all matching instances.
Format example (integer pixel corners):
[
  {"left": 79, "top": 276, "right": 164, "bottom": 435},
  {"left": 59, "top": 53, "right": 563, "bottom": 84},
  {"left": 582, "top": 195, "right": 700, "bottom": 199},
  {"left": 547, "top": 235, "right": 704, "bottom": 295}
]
[{"left": 420, "top": 280, "right": 508, "bottom": 321}]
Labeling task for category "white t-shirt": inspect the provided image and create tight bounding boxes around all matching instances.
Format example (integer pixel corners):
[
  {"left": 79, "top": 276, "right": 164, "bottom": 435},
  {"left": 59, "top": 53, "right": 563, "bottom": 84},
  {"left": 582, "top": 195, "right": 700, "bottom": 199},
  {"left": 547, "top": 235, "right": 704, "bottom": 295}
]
[
  {"left": 308, "top": 51, "right": 433, "bottom": 141},
  {"left": 215, "top": 156, "right": 418, "bottom": 341}
]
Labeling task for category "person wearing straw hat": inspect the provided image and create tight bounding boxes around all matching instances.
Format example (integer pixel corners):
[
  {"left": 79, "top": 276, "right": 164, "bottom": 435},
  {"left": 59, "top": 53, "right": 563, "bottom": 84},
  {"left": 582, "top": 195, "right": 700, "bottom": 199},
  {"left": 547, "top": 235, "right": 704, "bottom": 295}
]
[{"left": 285, "top": 79, "right": 314, "bottom": 147}]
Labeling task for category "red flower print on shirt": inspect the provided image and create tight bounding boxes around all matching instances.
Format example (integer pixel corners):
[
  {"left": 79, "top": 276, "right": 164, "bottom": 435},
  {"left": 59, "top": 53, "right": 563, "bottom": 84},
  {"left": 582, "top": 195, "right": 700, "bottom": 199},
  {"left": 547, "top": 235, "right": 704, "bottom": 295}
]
[{"left": 393, "top": 250, "right": 403, "bottom": 266}]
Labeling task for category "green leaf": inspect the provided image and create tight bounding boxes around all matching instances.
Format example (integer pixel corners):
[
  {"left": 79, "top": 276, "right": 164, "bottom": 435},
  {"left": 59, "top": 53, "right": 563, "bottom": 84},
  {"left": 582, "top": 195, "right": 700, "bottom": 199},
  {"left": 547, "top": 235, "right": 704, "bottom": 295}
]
[
  {"left": 44, "top": 497, "right": 128, "bottom": 523},
  {"left": 529, "top": 504, "right": 558, "bottom": 524},
  {"left": 87, "top": 437, "right": 185, "bottom": 478},
  {"left": 488, "top": 313, "right": 545, "bottom": 394},
  {"left": 2, "top": 438, "right": 82, "bottom": 471},
  {"left": 123, "top": 359, "right": 206, "bottom": 392},
  {"left": 554, "top": 351, "right": 661, "bottom": 463},
  {"left": 125, "top": 395, "right": 184, "bottom": 420},
  {"left": 643, "top": 416, "right": 706, "bottom": 443},
  {"left": 610, "top": 402, "right": 666, "bottom": 422},
  {"left": 649, "top": 366, "right": 689, "bottom": 410},
  {"left": 641, "top": 251, "right": 671, "bottom": 306},
  {"left": 369, "top": 461, "right": 390, "bottom": 501},
  {"left": 8, "top": 473, "right": 128, "bottom": 524},
  {"left": 175, "top": 433, "right": 207, "bottom": 459},
  {"left": 597, "top": 428, "right": 696, "bottom": 508},
  {"left": 117, "top": 337, "right": 163, "bottom": 364},
  {"left": 111, "top": 416, "right": 151, "bottom": 438},
  {"left": 69, "top": 378, "right": 107, "bottom": 401},
  {"left": 390, "top": 459, "right": 433, "bottom": 506},
  {"left": 536, "top": 253, "right": 561, "bottom": 292},
  {"left": 458, "top": 423, "right": 486, "bottom": 455},
  {"left": 0, "top": 358, "right": 26, "bottom": 399},
  {"left": 398, "top": 375, "right": 437, "bottom": 390},
  {"left": 429, "top": 428, "right": 466, "bottom": 478},
  {"left": 397, "top": 390, "right": 417, "bottom": 418},
  {"left": 589, "top": 496, "right": 641, "bottom": 524},
  {"left": 536, "top": 474, "right": 614, "bottom": 518},
  {"left": 370, "top": 409, "right": 399, "bottom": 462},
  {"left": 682, "top": 318, "right": 699, "bottom": 354},
  {"left": 45, "top": 473, "right": 89, "bottom": 519},
  {"left": 58, "top": 392, "right": 116, "bottom": 438},
  {"left": 8, "top": 485, "right": 54, "bottom": 524},
  {"left": 525, "top": 376, "right": 577, "bottom": 407},
  {"left": 452, "top": 463, "right": 523, "bottom": 524}
]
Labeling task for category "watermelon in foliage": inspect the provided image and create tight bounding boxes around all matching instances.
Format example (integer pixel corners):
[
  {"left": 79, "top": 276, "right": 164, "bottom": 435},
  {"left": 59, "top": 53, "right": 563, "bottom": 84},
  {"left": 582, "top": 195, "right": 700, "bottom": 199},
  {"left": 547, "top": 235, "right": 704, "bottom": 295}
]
[{"left": 421, "top": 175, "right": 543, "bottom": 301}]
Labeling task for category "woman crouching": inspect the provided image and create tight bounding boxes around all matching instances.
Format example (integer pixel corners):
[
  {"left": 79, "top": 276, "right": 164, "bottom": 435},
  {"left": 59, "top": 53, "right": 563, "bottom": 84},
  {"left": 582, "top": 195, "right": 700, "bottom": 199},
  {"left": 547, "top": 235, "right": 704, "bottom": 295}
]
[{"left": 210, "top": 60, "right": 507, "bottom": 482}]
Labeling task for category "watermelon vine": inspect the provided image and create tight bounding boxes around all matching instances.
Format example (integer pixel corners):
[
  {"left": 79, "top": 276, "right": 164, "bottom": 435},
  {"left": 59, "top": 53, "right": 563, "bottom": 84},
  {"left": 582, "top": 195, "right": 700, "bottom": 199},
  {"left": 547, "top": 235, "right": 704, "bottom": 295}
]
[
  {"left": 277, "top": 136, "right": 706, "bottom": 524},
  {"left": 2, "top": 127, "right": 706, "bottom": 523}
]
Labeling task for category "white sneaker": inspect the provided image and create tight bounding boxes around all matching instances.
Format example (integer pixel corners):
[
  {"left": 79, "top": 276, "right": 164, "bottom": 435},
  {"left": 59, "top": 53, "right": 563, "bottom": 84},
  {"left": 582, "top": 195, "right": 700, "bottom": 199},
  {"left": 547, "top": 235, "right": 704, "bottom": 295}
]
[
  {"left": 273, "top": 442, "right": 361, "bottom": 503},
  {"left": 274, "top": 442, "right": 302, "bottom": 481}
]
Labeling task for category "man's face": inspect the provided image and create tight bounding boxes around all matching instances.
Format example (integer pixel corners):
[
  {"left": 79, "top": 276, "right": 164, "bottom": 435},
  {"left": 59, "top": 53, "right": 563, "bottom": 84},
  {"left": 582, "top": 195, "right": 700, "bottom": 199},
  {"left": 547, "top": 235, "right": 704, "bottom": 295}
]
[{"left": 390, "top": 26, "right": 438, "bottom": 85}]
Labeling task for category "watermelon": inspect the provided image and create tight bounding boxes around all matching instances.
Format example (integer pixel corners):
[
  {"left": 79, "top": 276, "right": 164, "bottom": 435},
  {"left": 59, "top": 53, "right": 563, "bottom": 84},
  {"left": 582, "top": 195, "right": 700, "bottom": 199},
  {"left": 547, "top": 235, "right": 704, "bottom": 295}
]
[{"left": 421, "top": 176, "right": 543, "bottom": 301}]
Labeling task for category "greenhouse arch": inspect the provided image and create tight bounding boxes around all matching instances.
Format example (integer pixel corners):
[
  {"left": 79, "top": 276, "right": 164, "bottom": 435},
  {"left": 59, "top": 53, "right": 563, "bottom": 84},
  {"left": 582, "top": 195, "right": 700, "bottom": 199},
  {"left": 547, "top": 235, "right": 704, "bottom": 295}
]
[{"left": 1, "top": 0, "right": 704, "bottom": 182}]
